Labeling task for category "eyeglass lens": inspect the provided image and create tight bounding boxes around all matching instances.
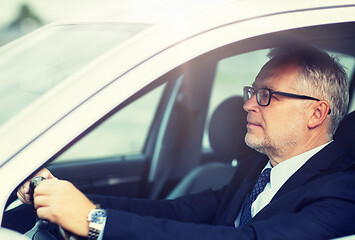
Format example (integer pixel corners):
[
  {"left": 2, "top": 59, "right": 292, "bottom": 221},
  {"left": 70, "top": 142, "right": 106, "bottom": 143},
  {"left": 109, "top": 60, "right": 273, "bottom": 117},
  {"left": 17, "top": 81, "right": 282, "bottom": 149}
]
[
  {"left": 243, "top": 87, "right": 270, "bottom": 106},
  {"left": 257, "top": 89, "right": 271, "bottom": 106}
]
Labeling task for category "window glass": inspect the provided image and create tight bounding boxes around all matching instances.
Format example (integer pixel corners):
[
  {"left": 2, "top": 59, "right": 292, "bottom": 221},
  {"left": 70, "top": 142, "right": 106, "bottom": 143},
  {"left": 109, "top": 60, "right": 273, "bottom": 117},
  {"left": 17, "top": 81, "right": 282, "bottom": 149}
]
[
  {"left": 330, "top": 52, "right": 355, "bottom": 112},
  {"left": 55, "top": 84, "right": 164, "bottom": 162}
]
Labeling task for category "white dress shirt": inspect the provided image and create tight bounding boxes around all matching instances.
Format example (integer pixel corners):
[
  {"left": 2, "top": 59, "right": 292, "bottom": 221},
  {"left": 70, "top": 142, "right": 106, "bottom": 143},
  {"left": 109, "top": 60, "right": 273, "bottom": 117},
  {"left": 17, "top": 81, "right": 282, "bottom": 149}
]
[{"left": 235, "top": 142, "right": 331, "bottom": 226}]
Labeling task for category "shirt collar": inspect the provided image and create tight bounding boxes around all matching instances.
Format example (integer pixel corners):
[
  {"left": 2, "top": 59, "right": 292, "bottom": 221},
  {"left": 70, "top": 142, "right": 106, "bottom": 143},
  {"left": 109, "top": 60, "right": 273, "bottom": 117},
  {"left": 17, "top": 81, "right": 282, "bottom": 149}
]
[{"left": 263, "top": 141, "right": 332, "bottom": 189}]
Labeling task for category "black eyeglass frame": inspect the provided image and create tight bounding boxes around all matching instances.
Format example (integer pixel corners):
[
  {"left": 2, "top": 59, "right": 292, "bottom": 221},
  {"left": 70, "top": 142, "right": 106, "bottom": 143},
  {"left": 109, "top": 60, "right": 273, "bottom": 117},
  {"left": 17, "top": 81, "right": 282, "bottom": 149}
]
[{"left": 243, "top": 86, "right": 331, "bottom": 114}]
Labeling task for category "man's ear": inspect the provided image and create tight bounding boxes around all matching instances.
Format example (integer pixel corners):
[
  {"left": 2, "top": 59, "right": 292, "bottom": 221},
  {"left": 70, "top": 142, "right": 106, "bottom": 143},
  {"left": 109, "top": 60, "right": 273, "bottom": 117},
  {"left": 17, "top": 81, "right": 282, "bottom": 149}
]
[{"left": 307, "top": 100, "right": 330, "bottom": 129}]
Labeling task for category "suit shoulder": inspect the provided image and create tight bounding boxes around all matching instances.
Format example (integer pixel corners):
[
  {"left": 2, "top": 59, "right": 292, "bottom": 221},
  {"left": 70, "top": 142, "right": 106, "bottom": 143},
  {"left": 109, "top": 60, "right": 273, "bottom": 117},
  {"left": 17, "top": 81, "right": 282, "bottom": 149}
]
[{"left": 308, "top": 170, "right": 355, "bottom": 200}]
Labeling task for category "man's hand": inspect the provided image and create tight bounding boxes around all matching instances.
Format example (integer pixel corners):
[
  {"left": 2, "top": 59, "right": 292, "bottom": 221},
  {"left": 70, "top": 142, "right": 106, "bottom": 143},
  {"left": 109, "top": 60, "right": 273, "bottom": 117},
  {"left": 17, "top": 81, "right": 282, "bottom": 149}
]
[
  {"left": 17, "top": 168, "right": 57, "bottom": 205},
  {"left": 33, "top": 179, "right": 96, "bottom": 237}
]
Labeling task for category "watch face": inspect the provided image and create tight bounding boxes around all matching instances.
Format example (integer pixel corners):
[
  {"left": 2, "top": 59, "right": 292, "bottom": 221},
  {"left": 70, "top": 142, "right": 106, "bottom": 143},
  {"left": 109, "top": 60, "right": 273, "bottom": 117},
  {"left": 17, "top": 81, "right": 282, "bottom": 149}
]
[{"left": 91, "top": 209, "right": 107, "bottom": 224}]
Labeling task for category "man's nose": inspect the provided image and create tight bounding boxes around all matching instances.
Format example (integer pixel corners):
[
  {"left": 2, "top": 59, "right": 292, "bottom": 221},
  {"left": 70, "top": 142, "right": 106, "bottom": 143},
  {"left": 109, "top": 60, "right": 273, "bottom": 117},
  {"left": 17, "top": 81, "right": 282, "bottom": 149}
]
[{"left": 243, "top": 94, "right": 259, "bottom": 112}]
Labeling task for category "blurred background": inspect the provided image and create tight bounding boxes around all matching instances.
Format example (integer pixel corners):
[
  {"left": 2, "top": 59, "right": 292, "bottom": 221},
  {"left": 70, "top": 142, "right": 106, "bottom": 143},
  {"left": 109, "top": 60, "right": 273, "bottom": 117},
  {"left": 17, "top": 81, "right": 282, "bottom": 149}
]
[
  {"left": 0, "top": 0, "right": 188, "bottom": 46},
  {"left": 0, "top": 0, "right": 146, "bottom": 46}
]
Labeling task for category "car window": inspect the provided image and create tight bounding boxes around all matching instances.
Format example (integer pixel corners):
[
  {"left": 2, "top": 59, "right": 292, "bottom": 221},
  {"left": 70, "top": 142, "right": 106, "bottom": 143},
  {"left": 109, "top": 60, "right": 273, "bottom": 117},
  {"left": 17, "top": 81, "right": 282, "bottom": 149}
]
[
  {"left": 202, "top": 49, "right": 355, "bottom": 151},
  {"left": 332, "top": 52, "right": 355, "bottom": 112},
  {"left": 54, "top": 84, "right": 165, "bottom": 162}
]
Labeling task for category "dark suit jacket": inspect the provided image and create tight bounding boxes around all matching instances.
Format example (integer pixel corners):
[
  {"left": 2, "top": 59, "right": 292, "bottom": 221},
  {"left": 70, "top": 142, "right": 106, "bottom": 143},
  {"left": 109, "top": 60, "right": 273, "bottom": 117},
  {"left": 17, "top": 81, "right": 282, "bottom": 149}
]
[{"left": 90, "top": 140, "right": 355, "bottom": 240}]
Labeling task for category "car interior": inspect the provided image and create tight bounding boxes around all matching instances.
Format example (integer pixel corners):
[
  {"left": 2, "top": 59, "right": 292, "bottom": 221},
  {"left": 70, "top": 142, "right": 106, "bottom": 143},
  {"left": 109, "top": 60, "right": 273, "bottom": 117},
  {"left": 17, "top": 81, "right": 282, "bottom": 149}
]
[
  {"left": 2, "top": 21, "right": 355, "bottom": 238},
  {"left": 166, "top": 96, "right": 257, "bottom": 199}
]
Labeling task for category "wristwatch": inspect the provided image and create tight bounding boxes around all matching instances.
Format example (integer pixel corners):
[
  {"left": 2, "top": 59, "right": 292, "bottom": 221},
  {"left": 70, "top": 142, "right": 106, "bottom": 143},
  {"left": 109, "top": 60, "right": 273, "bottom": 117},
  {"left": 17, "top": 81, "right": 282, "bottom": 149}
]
[{"left": 87, "top": 208, "right": 107, "bottom": 240}]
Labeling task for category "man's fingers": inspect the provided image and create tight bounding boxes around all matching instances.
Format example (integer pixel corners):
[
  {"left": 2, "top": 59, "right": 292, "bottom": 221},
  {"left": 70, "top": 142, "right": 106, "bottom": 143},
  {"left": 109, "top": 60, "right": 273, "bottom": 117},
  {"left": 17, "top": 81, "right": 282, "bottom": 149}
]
[
  {"left": 36, "top": 206, "right": 57, "bottom": 223},
  {"left": 16, "top": 168, "right": 56, "bottom": 205},
  {"left": 35, "top": 195, "right": 59, "bottom": 223},
  {"left": 17, "top": 182, "right": 32, "bottom": 204},
  {"left": 20, "top": 181, "right": 30, "bottom": 194},
  {"left": 17, "top": 191, "right": 29, "bottom": 204},
  {"left": 33, "top": 195, "right": 51, "bottom": 209},
  {"left": 33, "top": 179, "right": 60, "bottom": 196},
  {"left": 17, "top": 181, "right": 30, "bottom": 197}
]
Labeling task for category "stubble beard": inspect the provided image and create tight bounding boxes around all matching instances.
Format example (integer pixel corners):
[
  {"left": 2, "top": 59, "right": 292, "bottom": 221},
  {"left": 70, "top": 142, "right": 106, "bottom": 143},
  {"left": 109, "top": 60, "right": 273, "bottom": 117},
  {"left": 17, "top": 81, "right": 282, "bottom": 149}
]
[
  {"left": 244, "top": 123, "right": 302, "bottom": 159},
  {"left": 245, "top": 132, "right": 274, "bottom": 155}
]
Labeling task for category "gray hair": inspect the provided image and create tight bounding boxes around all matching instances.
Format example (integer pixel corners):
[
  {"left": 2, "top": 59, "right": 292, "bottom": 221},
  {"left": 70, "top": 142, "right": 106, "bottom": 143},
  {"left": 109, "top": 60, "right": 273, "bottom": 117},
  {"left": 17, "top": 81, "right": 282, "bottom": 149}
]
[{"left": 259, "top": 44, "right": 349, "bottom": 136}]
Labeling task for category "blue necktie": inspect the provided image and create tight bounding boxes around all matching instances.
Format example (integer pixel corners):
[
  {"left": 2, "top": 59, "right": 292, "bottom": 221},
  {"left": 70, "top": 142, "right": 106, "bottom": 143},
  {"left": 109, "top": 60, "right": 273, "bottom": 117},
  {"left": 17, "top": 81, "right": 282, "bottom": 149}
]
[{"left": 239, "top": 168, "right": 271, "bottom": 226}]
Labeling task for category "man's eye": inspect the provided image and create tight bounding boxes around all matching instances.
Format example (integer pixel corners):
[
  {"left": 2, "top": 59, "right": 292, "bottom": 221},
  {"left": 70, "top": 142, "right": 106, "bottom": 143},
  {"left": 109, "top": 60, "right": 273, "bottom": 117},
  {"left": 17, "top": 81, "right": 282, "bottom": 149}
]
[{"left": 261, "top": 92, "right": 269, "bottom": 99}]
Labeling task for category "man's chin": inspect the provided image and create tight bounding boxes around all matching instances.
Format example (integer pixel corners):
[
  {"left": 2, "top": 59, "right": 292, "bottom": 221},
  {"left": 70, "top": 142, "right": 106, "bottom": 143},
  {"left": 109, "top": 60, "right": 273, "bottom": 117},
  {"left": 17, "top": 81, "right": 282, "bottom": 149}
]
[{"left": 245, "top": 135, "right": 267, "bottom": 154}]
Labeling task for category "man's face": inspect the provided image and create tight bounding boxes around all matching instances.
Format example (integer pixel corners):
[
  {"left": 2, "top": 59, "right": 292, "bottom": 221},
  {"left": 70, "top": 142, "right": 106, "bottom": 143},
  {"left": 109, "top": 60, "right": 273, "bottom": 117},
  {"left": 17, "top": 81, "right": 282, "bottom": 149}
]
[{"left": 243, "top": 62, "right": 309, "bottom": 160}]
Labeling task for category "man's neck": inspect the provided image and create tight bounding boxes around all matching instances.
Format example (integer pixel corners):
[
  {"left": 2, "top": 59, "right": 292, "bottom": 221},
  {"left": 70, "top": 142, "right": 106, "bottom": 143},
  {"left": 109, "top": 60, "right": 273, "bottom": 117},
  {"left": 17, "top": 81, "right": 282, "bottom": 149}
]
[{"left": 269, "top": 138, "right": 332, "bottom": 167}]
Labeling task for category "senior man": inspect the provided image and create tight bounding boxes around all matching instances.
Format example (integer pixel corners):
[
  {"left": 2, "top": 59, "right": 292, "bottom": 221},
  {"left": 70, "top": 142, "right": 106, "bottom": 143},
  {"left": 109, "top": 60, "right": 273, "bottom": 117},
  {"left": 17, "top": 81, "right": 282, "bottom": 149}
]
[{"left": 18, "top": 44, "right": 355, "bottom": 240}]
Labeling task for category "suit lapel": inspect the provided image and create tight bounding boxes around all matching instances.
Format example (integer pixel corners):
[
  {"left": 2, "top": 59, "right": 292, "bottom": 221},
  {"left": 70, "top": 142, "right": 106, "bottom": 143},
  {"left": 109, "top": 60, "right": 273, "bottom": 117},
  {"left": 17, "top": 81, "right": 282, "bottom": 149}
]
[
  {"left": 272, "top": 140, "right": 349, "bottom": 201},
  {"left": 214, "top": 154, "right": 268, "bottom": 225}
]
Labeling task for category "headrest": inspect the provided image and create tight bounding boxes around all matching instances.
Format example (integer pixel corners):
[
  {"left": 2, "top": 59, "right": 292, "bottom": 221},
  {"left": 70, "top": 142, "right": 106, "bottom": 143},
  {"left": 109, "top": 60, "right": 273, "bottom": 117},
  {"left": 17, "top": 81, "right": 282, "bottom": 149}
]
[
  {"left": 208, "top": 96, "right": 256, "bottom": 162},
  {"left": 334, "top": 110, "right": 355, "bottom": 156}
]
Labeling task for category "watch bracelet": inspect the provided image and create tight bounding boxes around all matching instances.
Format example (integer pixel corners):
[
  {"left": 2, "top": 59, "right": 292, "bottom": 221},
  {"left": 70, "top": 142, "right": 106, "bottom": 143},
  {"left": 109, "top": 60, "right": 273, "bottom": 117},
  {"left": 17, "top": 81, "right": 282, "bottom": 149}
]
[{"left": 88, "top": 227, "right": 100, "bottom": 240}]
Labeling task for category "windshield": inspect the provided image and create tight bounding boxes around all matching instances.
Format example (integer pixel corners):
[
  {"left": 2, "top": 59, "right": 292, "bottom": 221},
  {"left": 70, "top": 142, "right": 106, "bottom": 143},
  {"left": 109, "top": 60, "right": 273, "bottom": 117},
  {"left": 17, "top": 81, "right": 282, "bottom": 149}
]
[{"left": 0, "top": 22, "right": 150, "bottom": 126}]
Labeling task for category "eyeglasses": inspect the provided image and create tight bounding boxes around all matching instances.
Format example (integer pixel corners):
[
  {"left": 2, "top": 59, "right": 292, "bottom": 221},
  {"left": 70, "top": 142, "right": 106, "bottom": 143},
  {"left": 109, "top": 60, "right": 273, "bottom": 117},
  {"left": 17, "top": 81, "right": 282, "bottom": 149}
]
[{"left": 243, "top": 86, "right": 331, "bottom": 113}]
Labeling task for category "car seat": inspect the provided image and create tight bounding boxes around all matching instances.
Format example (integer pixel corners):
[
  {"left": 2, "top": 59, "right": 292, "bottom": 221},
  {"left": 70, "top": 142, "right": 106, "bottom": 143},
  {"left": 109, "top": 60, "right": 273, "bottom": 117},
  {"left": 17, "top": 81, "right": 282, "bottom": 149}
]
[
  {"left": 166, "top": 96, "right": 257, "bottom": 199},
  {"left": 333, "top": 110, "right": 355, "bottom": 157}
]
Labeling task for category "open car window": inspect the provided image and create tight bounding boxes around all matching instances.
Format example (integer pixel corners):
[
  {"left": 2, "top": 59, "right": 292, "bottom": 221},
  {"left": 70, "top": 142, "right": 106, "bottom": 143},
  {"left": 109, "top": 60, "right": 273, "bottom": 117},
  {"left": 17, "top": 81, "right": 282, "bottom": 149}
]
[{"left": 54, "top": 84, "right": 165, "bottom": 162}]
